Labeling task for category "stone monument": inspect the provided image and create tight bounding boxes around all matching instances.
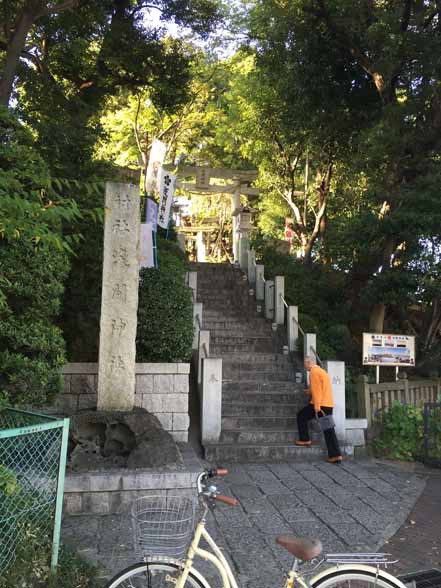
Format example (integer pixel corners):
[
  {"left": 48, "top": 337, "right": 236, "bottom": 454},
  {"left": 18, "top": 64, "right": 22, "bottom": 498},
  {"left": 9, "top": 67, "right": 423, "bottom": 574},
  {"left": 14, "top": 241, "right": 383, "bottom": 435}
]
[{"left": 97, "top": 182, "right": 140, "bottom": 411}]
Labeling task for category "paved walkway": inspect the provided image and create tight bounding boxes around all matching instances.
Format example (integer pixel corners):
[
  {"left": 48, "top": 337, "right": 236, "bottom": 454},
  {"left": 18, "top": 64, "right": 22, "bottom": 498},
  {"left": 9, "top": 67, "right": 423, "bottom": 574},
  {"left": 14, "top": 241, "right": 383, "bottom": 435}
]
[
  {"left": 62, "top": 459, "right": 427, "bottom": 585},
  {"left": 381, "top": 468, "right": 441, "bottom": 577}
]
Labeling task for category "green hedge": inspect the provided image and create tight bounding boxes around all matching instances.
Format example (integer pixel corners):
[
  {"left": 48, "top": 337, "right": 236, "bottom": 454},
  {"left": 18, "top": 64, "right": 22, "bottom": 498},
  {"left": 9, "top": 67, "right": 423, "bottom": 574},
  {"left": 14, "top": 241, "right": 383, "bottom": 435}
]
[
  {"left": 373, "top": 402, "right": 424, "bottom": 461},
  {"left": 0, "top": 109, "right": 70, "bottom": 407},
  {"left": 136, "top": 239, "right": 193, "bottom": 362}
]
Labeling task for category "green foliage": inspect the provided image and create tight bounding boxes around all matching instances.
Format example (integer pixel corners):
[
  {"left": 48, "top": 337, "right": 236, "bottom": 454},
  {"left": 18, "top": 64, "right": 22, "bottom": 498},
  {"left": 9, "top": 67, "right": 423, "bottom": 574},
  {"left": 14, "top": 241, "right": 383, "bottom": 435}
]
[
  {"left": 373, "top": 402, "right": 424, "bottom": 461},
  {"left": 0, "top": 524, "right": 99, "bottom": 588},
  {"left": 254, "top": 241, "right": 357, "bottom": 360},
  {"left": 0, "top": 109, "right": 73, "bottom": 407},
  {"left": 0, "top": 458, "right": 98, "bottom": 586},
  {"left": 137, "top": 240, "right": 193, "bottom": 362}
]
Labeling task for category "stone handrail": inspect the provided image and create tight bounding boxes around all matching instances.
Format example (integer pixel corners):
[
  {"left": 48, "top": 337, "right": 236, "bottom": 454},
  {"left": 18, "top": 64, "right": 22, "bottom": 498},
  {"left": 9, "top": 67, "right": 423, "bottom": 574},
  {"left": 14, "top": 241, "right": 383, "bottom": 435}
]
[
  {"left": 187, "top": 270, "right": 223, "bottom": 445},
  {"left": 244, "top": 247, "right": 348, "bottom": 438},
  {"left": 357, "top": 374, "right": 441, "bottom": 426},
  {"left": 246, "top": 249, "right": 313, "bottom": 357}
]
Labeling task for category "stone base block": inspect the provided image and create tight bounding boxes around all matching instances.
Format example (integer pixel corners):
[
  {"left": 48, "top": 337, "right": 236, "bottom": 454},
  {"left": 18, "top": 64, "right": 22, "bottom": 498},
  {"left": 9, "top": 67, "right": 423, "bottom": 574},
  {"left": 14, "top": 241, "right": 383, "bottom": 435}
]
[{"left": 64, "top": 465, "right": 199, "bottom": 515}]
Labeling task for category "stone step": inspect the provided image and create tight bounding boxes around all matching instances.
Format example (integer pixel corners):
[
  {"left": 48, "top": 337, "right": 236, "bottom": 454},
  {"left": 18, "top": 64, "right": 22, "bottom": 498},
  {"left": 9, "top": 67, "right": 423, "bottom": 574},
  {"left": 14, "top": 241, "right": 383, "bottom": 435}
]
[
  {"left": 220, "top": 429, "right": 307, "bottom": 444},
  {"left": 223, "top": 366, "right": 296, "bottom": 380},
  {"left": 222, "top": 381, "right": 302, "bottom": 393},
  {"left": 212, "top": 342, "right": 277, "bottom": 353},
  {"left": 221, "top": 358, "right": 295, "bottom": 371},
  {"left": 219, "top": 352, "right": 298, "bottom": 364},
  {"left": 222, "top": 370, "right": 295, "bottom": 382},
  {"left": 207, "top": 329, "right": 273, "bottom": 339},
  {"left": 204, "top": 442, "right": 326, "bottom": 463},
  {"left": 222, "top": 415, "right": 299, "bottom": 429},
  {"left": 203, "top": 310, "right": 257, "bottom": 319},
  {"left": 204, "top": 325, "right": 272, "bottom": 336},
  {"left": 211, "top": 334, "right": 273, "bottom": 344},
  {"left": 203, "top": 318, "right": 269, "bottom": 327},
  {"left": 202, "top": 306, "right": 257, "bottom": 316},
  {"left": 222, "top": 391, "right": 302, "bottom": 403},
  {"left": 198, "top": 286, "right": 248, "bottom": 293},
  {"left": 222, "top": 402, "right": 303, "bottom": 417},
  {"left": 198, "top": 293, "right": 250, "bottom": 302}
]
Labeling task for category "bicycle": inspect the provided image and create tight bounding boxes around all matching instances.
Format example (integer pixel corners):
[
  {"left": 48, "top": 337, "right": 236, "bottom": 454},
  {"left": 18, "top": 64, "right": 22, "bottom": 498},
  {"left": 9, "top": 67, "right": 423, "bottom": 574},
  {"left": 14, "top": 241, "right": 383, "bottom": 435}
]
[{"left": 105, "top": 468, "right": 407, "bottom": 588}]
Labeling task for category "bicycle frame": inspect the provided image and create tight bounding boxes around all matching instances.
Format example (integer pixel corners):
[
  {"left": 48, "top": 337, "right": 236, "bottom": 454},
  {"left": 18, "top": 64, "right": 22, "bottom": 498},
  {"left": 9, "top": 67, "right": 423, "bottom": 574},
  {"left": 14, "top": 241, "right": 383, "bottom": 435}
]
[
  {"left": 175, "top": 511, "right": 238, "bottom": 588},
  {"left": 174, "top": 507, "right": 313, "bottom": 588}
]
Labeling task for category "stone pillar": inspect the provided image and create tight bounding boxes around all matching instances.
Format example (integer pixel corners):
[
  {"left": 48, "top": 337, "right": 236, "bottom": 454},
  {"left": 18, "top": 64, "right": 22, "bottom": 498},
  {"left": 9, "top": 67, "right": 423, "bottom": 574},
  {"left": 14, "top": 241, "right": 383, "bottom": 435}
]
[
  {"left": 196, "top": 231, "right": 206, "bottom": 262},
  {"left": 231, "top": 190, "right": 241, "bottom": 263},
  {"left": 247, "top": 250, "right": 256, "bottom": 287},
  {"left": 97, "top": 182, "right": 140, "bottom": 411},
  {"left": 193, "top": 302, "right": 203, "bottom": 350},
  {"left": 264, "top": 280, "right": 274, "bottom": 320},
  {"left": 197, "top": 330, "right": 210, "bottom": 385},
  {"left": 187, "top": 271, "right": 197, "bottom": 303},
  {"left": 177, "top": 233, "right": 185, "bottom": 252},
  {"left": 201, "top": 358, "right": 222, "bottom": 443},
  {"left": 255, "top": 264, "right": 265, "bottom": 300},
  {"left": 239, "top": 235, "right": 250, "bottom": 271},
  {"left": 304, "top": 333, "right": 317, "bottom": 361},
  {"left": 324, "top": 361, "right": 346, "bottom": 440},
  {"left": 274, "top": 276, "right": 285, "bottom": 325},
  {"left": 287, "top": 305, "right": 299, "bottom": 352}
]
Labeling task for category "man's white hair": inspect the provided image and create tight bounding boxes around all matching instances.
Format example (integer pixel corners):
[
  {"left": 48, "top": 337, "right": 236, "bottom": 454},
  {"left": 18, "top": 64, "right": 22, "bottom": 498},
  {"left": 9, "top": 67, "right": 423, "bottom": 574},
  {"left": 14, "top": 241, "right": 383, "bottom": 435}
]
[{"left": 304, "top": 355, "right": 316, "bottom": 364}]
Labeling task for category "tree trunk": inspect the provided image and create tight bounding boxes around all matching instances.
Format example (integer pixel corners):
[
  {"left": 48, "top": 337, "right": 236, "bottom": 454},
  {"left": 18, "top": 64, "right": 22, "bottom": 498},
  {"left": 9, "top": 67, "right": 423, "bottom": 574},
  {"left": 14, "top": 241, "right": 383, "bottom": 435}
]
[
  {"left": 0, "top": 3, "right": 41, "bottom": 106},
  {"left": 367, "top": 234, "right": 396, "bottom": 333},
  {"left": 369, "top": 303, "right": 386, "bottom": 333}
]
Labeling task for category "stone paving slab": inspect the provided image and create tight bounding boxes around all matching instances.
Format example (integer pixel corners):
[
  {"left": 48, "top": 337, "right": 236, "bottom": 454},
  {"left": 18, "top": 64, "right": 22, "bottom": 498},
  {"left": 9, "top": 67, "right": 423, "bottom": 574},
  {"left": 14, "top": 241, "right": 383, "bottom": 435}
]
[{"left": 61, "top": 460, "right": 426, "bottom": 585}]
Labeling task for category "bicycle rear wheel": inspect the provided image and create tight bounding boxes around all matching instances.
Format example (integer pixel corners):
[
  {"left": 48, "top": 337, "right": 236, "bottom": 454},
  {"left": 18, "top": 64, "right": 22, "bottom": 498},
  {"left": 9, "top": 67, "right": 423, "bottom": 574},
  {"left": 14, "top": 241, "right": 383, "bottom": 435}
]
[
  {"left": 311, "top": 566, "right": 406, "bottom": 588},
  {"left": 105, "top": 560, "right": 209, "bottom": 588}
]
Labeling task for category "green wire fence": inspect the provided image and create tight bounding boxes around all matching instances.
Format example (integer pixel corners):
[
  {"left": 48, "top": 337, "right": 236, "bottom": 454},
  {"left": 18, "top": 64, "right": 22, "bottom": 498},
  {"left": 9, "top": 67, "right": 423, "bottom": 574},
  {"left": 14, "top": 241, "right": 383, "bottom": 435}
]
[{"left": 0, "top": 408, "right": 69, "bottom": 574}]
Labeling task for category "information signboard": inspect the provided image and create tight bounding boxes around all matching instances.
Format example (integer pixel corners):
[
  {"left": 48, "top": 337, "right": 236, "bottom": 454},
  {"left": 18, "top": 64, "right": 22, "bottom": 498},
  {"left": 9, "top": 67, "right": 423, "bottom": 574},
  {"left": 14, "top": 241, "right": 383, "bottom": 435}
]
[{"left": 362, "top": 333, "right": 415, "bottom": 367}]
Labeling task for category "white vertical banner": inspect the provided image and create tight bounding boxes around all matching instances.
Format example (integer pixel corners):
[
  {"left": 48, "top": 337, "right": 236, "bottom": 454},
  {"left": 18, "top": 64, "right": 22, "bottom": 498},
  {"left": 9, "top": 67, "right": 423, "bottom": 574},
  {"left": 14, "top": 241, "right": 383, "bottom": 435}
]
[
  {"left": 145, "top": 139, "right": 167, "bottom": 194},
  {"left": 139, "top": 222, "right": 155, "bottom": 268},
  {"left": 157, "top": 171, "right": 176, "bottom": 229}
]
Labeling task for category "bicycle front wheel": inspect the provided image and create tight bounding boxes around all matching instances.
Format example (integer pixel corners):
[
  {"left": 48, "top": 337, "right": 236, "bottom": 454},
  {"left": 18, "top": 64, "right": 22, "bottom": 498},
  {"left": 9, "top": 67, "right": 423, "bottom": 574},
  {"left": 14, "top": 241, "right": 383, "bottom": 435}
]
[
  {"left": 311, "top": 566, "right": 406, "bottom": 588},
  {"left": 105, "top": 560, "right": 209, "bottom": 588}
]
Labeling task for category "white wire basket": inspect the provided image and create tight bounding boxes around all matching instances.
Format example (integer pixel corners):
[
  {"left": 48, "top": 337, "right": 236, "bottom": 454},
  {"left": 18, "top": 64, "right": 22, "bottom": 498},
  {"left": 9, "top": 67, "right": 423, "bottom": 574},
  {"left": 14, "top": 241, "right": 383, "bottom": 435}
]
[{"left": 131, "top": 495, "right": 196, "bottom": 559}]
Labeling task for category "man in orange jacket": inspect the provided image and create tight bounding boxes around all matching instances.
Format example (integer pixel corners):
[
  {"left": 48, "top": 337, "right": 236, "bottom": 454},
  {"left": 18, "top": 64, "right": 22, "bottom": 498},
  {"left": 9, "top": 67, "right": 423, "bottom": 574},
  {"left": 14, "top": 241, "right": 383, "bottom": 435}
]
[{"left": 295, "top": 356, "right": 343, "bottom": 463}]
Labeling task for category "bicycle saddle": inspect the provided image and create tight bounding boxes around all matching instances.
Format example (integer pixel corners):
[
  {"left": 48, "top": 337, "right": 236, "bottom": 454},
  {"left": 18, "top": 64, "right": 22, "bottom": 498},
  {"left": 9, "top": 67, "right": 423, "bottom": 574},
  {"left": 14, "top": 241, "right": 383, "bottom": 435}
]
[{"left": 276, "top": 536, "right": 322, "bottom": 561}]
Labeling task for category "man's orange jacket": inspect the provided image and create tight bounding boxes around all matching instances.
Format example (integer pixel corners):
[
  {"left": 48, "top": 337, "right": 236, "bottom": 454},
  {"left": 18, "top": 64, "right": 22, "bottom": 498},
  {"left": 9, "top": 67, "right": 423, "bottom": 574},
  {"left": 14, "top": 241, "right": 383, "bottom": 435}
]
[{"left": 309, "top": 365, "right": 334, "bottom": 412}]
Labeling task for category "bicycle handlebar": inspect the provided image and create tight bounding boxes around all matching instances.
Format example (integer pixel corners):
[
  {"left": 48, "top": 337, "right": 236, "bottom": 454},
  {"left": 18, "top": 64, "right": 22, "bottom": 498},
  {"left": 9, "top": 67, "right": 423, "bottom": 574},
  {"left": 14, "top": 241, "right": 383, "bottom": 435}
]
[
  {"left": 210, "top": 468, "right": 228, "bottom": 477},
  {"left": 196, "top": 467, "right": 236, "bottom": 505},
  {"left": 215, "top": 495, "right": 238, "bottom": 507}
]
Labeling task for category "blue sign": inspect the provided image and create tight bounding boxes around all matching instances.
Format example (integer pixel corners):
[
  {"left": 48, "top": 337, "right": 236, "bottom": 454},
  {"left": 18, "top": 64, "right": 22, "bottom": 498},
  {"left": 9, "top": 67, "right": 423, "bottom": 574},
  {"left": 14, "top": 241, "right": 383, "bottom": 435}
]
[{"left": 146, "top": 198, "right": 158, "bottom": 232}]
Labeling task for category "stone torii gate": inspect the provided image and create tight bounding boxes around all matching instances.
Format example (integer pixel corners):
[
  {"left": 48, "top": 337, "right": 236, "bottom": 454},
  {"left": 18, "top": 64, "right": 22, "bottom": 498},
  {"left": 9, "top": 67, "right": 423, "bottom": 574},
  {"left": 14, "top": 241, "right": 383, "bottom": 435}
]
[{"left": 174, "top": 165, "right": 259, "bottom": 264}]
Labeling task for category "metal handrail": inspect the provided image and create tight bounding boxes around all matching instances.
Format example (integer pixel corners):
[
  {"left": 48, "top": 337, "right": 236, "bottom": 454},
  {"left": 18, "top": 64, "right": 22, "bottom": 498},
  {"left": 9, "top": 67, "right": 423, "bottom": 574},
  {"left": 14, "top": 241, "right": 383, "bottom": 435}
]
[
  {"left": 290, "top": 313, "right": 305, "bottom": 337},
  {"left": 309, "top": 344, "right": 323, "bottom": 366},
  {"left": 195, "top": 314, "right": 202, "bottom": 330},
  {"left": 280, "top": 294, "right": 289, "bottom": 309},
  {"left": 201, "top": 342, "right": 209, "bottom": 358}
]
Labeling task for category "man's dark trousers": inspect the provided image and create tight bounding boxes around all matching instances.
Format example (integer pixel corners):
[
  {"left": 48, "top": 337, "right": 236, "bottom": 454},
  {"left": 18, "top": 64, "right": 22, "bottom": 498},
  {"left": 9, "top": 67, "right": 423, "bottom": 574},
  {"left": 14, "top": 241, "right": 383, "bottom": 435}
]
[{"left": 297, "top": 404, "right": 341, "bottom": 458}]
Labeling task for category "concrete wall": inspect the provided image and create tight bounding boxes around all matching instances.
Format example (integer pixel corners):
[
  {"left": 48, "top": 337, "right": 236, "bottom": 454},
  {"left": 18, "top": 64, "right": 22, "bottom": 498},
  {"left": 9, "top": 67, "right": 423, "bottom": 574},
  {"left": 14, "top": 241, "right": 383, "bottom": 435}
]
[{"left": 60, "top": 363, "right": 190, "bottom": 443}]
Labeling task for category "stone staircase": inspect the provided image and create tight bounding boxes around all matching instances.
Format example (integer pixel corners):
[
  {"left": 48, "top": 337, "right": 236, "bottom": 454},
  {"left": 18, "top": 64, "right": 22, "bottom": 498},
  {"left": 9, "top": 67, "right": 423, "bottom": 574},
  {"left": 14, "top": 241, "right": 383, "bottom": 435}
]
[{"left": 191, "top": 262, "right": 325, "bottom": 462}]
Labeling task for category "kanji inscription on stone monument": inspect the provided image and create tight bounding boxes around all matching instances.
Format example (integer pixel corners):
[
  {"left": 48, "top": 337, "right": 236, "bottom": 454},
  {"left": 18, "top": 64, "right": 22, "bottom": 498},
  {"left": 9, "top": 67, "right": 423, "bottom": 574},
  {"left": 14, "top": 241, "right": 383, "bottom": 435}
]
[{"left": 97, "top": 182, "right": 140, "bottom": 410}]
